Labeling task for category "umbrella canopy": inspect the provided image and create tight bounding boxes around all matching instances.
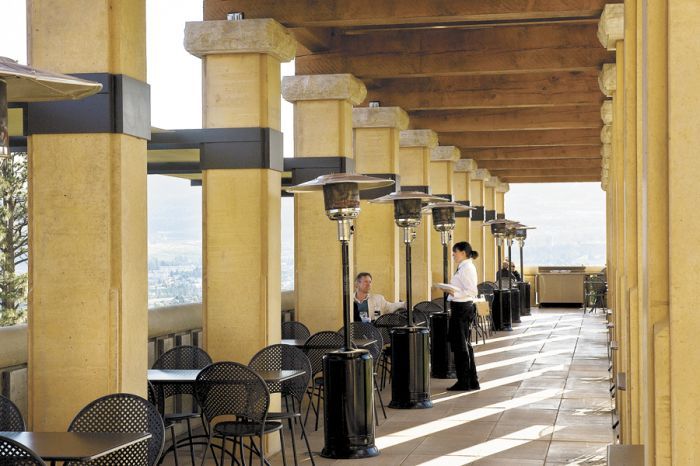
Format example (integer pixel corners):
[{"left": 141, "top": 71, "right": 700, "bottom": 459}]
[{"left": 0, "top": 57, "right": 102, "bottom": 102}]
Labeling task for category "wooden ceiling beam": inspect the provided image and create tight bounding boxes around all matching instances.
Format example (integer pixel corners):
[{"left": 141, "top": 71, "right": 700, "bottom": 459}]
[
  {"left": 289, "top": 27, "right": 334, "bottom": 53},
  {"left": 295, "top": 23, "right": 614, "bottom": 78},
  {"left": 364, "top": 71, "right": 604, "bottom": 110},
  {"left": 480, "top": 158, "right": 601, "bottom": 170},
  {"left": 408, "top": 106, "right": 602, "bottom": 132},
  {"left": 501, "top": 175, "right": 601, "bottom": 183},
  {"left": 464, "top": 146, "right": 601, "bottom": 161},
  {"left": 492, "top": 167, "right": 601, "bottom": 178},
  {"left": 439, "top": 129, "right": 601, "bottom": 149},
  {"left": 204, "top": 1, "right": 620, "bottom": 27}
]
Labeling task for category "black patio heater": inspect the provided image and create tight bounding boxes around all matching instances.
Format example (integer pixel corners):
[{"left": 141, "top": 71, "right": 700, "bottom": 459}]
[
  {"left": 483, "top": 219, "right": 519, "bottom": 331},
  {"left": 287, "top": 173, "right": 394, "bottom": 459},
  {"left": 422, "top": 201, "right": 473, "bottom": 379},
  {"left": 370, "top": 191, "right": 447, "bottom": 408},
  {"left": 514, "top": 225, "right": 536, "bottom": 316},
  {"left": 0, "top": 57, "right": 102, "bottom": 159},
  {"left": 505, "top": 223, "right": 523, "bottom": 324}
]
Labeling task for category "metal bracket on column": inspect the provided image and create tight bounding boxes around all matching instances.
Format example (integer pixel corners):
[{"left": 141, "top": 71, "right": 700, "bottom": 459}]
[
  {"left": 496, "top": 213, "right": 506, "bottom": 219},
  {"left": 455, "top": 200, "right": 471, "bottom": 218},
  {"left": 471, "top": 206, "right": 485, "bottom": 221},
  {"left": 359, "top": 173, "right": 400, "bottom": 199},
  {"left": 485, "top": 210, "right": 496, "bottom": 221},
  {"left": 26, "top": 73, "right": 151, "bottom": 140},
  {"left": 281, "top": 157, "right": 356, "bottom": 196}
]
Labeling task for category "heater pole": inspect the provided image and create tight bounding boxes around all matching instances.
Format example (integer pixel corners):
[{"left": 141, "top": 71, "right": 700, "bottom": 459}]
[
  {"left": 405, "top": 237, "right": 413, "bottom": 325},
  {"left": 443, "top": 241, "right": 449, "bottom": 310},
  {"left": 497, "top": 238, "right": 504, "bottom": 328},
  {"left": 519, "top": 242, "right": 524, "bottom": 282},
  {"left": 341, "top": 238, "right": 352, "bottom": 350}
]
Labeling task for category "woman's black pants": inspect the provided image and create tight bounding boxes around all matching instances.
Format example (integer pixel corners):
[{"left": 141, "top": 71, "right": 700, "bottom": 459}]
[{"left": 450, "top": 301, "right": 480, "bottom": 388}]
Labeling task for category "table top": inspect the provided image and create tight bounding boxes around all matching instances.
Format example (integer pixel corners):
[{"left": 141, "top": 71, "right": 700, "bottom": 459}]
[
  {"left": 0, "top": 431, "right": 151, "bottom": 461},
  {"left": 281, "top": 338, "right": 377, "bottom": 348},
  {"left": 147, "top": 369, "right": 305, "bottom": 384}
]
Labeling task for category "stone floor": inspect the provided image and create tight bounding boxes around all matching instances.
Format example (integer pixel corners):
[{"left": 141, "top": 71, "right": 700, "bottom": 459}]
[{"left": 165, "top": 307, "right": 614, "bottom": 465}]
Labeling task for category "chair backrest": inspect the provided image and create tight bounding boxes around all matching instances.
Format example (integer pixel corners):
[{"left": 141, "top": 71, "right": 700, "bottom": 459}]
[
  {"left": 0, "top": 395, "right": 25, "bottom": 431},
  {"left": 373, "top": 313, "right": 408, "bottom": 346},
  {"left": 281, "top": 321, "right": 311, "bottom": 341},
  {"left": 0, "top": 435, "right": 46, "bottom": 465},
  {"left": 248, "top": 344, "right": 312, "bottom": 403},
  {"left": 302, "top": 331, "right": 344, "bottom": 377},
  {"left": 152, "top": 345, "right": 212, "bottom": 400},
  {"left": 415, "top": 300, "right": 445, "bottom": 315},
  {"left": 68, "top": 393, "right": 165, "bottom": 466},
  {"left": 395, "top": 309, "right": 428, "bottom": 327},
  {"left": 338, "top": 322, "right": 384, "bottom": 360},
  {"left": 195, "top": 362, "right": 270, "bottom": 427},
  {"left": 478, "top": 281, "right": 497, "bottom": 304}
]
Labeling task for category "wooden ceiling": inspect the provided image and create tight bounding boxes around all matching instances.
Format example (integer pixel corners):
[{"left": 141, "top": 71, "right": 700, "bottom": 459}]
[{"left": 204, "top": 1, "right": 618, "bottom": 183}]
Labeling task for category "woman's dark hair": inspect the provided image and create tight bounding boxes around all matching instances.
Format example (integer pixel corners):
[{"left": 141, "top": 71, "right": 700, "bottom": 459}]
[{"left": 453, "top": 241, "right": 479, "bottom": 259}]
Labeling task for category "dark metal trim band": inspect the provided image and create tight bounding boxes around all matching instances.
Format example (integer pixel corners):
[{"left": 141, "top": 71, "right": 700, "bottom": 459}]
[
  {"left": 401, "top": 185, "right": 430, "bottom": 194},
  {"left": 471, "top": 206, "right": 485, "bottom": 221},
  {"left": 496, "top": 213, "right": 506, "bottom": 219},
  {"left": 485, "top": 209, "right": 496, "bottom": 221},
  {"left": 433, "top": 193, "right": 454, "bottom": 202},
  {"left": 359, "top": 173, "right": 400, "bottom": 200},
  {"left": 455, "top": 200, "right": 471, "bottom": 218},
  {"left": 281, "top": 156, "right": 356, "bottom": 196}
]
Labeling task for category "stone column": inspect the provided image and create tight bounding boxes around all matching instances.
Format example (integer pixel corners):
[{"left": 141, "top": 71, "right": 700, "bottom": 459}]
[
  {"left": 496, "top": 181, "right": 509, "bottom": 218},
  {"left": 352, "top": 107, "right": 408, "bottom": 302},
  {"left": 27, "top": 0, "right": 149, "bottom": 430},
  {"left": 484, "top": 176, "right": 500, "bottom": 283},
  {"left": 184, "top": 19, "right": 295, "bottom": 362},
  {"left": 453, "top": 159, "right": 477, "bottom": 245},
  {"left": 283, "top": 74, "right": 366, "bottom": 333},
  {"left": 398, "top": 129, "right": 438, "bottom": 305},
  {"left": 470, "top": 169, "right": 489, "bottom": 281},
  {"left": 429, "top": 146, "right": 460, "bottom": 298}
]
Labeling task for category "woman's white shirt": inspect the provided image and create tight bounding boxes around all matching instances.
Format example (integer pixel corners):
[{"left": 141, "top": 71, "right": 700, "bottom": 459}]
[{"left": 447, "top": 258, "right": 479, "bottom": 302}]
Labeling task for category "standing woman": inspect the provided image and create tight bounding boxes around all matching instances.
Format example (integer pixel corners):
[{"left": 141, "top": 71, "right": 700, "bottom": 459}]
[{"left": 446, "top": 241, "right": 481, "bottom": 391}]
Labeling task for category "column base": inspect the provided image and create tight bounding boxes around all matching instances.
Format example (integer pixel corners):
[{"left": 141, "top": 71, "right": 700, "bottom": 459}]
[{"left": 389, "top": 326, "right": 433, "bottom": 410}]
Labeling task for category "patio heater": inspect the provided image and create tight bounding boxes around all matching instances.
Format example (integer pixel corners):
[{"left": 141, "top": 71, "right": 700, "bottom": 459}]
[
  {"left": 505, "top": 223, "right": 523, "bottom": 324},
  {"left": 514, "top": 225, "right": 536, "bottom": 316},
  {"left": 0, "top": 57, "right": 102, "bottom": 159},
  {"left": 370, "top": 191, "right": 447, "bottom": 409},
  {"left": 422, "top": 201, "right": 473, "bottom": 379},
  {"left": 286, "top": 173, "right": 394, "bottom": 459},
  {"left": 483, "top": 219, "right": 519, "bottom": 331}
]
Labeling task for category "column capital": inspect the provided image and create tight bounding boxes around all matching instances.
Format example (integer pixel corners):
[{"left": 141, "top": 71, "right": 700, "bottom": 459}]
[
  {"left": 485, "top": 175, "right": 500, "bottom": 188},
  {"left": 601, "top": 125, "right": 612, "bottom": 144},
  {"left": 601, "top": 100, "right": 613, "bottom": 125},
  {"left": 454, "top": 159, "right": 477, "bottom": 172},
  {"left": 599, "top": 64, "right": 617, "bottom": 97},
  {"left": 496, "top": 181, "right": 510, "bottom": 193},
  {"left": 184, "top": 19, "right": 296, "bottom": 61},
  {"left": 430, "top": 145, "right": 460, "bottom": 162},
  {"left": 352, "top": 106, "right": 409, "bottom": 130},
  {"left": 471, "top": 168, "right": 490, "bottom": 182},
  {"left": 399, "top": 129, "right": 438, "bottom": 148},
  {"left": 282, "top": 74, "right": 366, "bottom": 104},
  {"left": 597, "top": 4, "right": 624, "bottom": 51}
]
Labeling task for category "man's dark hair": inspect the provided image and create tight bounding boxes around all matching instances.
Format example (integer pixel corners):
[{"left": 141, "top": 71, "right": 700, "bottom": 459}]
[{"left": 355, "top": 272, "right": 372, "bottom": 283}]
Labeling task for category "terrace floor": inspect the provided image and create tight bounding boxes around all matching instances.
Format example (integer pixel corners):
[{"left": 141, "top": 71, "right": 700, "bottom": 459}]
[{"left": 167, "top": 307, "right": 614, "bottom": 465}]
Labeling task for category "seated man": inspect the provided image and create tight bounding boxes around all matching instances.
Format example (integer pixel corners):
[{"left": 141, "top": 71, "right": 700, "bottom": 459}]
[
  {"left": 353, "top": 272, "right": 406, "bottom": 322},
  {"left": 496, "top": 260, "right": 522, "bottom": 283}
]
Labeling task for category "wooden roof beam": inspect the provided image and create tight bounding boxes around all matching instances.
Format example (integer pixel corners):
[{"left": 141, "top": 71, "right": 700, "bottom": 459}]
[
  {"left": 204, "top": 1, "right": 622, "bottom": 27},
  {"left": 408, "top": 106, "right": 602, "bottom": 132},
  {"left": 480, "top": 158, "right": 602, "bottom": 170},
  {"left": 493, "top": 167, "right": 601, "bottom": 178},
  {"left": 501, "top": 175, "right": 601, "bottom": 183},
  {"left": 295, "top": 23, "right": 614, "bottom": 78},
  {"left": 364, "top": 71, "right": 604, "bottom": 110},
  {"left": 439, "top": 129, "right": 601, "bottom": 149},
  {"left": 463, "top": 146, "right": 601, "bottom": 161}
]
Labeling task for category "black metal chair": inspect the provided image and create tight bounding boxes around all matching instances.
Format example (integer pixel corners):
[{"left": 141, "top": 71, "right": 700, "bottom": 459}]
[
  {"left": 338, "top": 322, "right": 387, "bottom": 424},
  {"left": 146, "top": 382, "right": 180, "bottom": 466},
  {"left": 373, "top": 313, "right": 408, "bottom": 389},
  {"left": 396, "top": 308, "right": 429, "bottom": 327},
  {"left": 282, "top": 321, "right": 311, "bottom": 341},
  {"left": 195, "top": 362, "right": 281, "bottom": 466},
  {"left": 301, "top": 331, "right": 344, "bottom": 431},
  {"left": 585, "top": 275, "right": 608, "bottom": 314},
  {"left": 68, "top": 393, "right": 165, "bottom": 466},
  {"left": 424, "top": 299, "right": 448, "bottom": 313},
  {"left": 0, "top": 395, "right": 25, "bottom": 431},
  {"left": 249, "top": 344, "right": 315, "bottom": 466},
  {"left": 152, "top": 346, "right": 212, "bottom": 465},
  {"left": 0, "top": 435, "right": 46, "bottom": 465}
]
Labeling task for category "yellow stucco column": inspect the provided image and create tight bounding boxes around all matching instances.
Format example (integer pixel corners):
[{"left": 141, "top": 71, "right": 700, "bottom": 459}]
[
  {"left": 27, "top": 0, "right": 148, "bottom": 430},
  {"left": 470, "top": 169, "right": 489, "bottom": 281},
  {"left": 283, "top": 74, "right": 366, "bottom": 333},
  {"left": 453, "top": 159, "right": 476, "bottom": 246},
  {"left": 429, "top": 146, "right": 460, "bottom": 298},
  {"left": 484, "top": 176, "right": 499, "bottom": 283},
  {"left": 398, "top": 129, "right": 438, "bottom": 305},
  {"left": 352, "top": 107, "right": 409, "bottom": 302},
  {"left": 496, "top": 182, "right": 508, "bottom": 218},
  {"left": 184, "top": 20, "right": 295, "bottom": 362}
]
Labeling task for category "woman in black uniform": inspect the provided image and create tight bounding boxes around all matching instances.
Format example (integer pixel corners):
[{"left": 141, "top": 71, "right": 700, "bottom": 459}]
[{"left": 445, "top": 241, "right": 481, "bottom": 391}]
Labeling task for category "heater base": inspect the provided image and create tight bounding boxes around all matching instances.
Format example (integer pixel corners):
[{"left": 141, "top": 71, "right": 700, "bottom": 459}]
[{"left": 389, "top": 326, "right": 433, "bottom": 409}]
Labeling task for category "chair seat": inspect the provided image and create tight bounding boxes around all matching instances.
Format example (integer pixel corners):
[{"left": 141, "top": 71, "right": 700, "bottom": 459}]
[
  {"left": 267, "top": 411, "right": 301, "bottom": 421},
  {"left": 165, "top": 412, "right": 200, "bottom": 422},
  {"left": 214, "top": 420, "right": 283, "bottom": 437}
]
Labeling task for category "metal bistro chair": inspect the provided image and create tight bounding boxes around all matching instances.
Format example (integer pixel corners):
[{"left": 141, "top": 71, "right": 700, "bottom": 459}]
[
  {"left": 152, "top": 346, "right": 212, "bottom": 465},
  {"left": 585, "top": 275, "right": 608, "bottom": 314},
  {"left": 301, "top": 331, "right": 344, "bottom": 432},
  {"left": 68, "top": 393, "right": 165, "bottom": 466},
  {"left": 396, "top": 308, "right": 429, "bottom": 328},
  {"left": 249, "top": 344, "right": 315, "bottom": 466},
  {"left": 195, "top": 362, "right": 282, "bottom": 466},
  {"left": 146, "top": 382, "right": 181, "bottom": 466},
  {"left": 282, "top": 321, "right": 311, "bottom": 341},
  {"left": 0, "top": 395, "right": 25, "bottom": 431},
  {"left": 473, "top": 300, "right": 492, "bottom": 345},
  {"left": 373, "top": 313, "right": 408, "bottom": 390},
  {"left": 0, "top": 435, "right": 46, "bottom": 466},
  {"left": 421, "top": 300, "right": 447, "bottom": 314},
  {"left": 338, "top": 322, "right": 387, "bottom": 424}
]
